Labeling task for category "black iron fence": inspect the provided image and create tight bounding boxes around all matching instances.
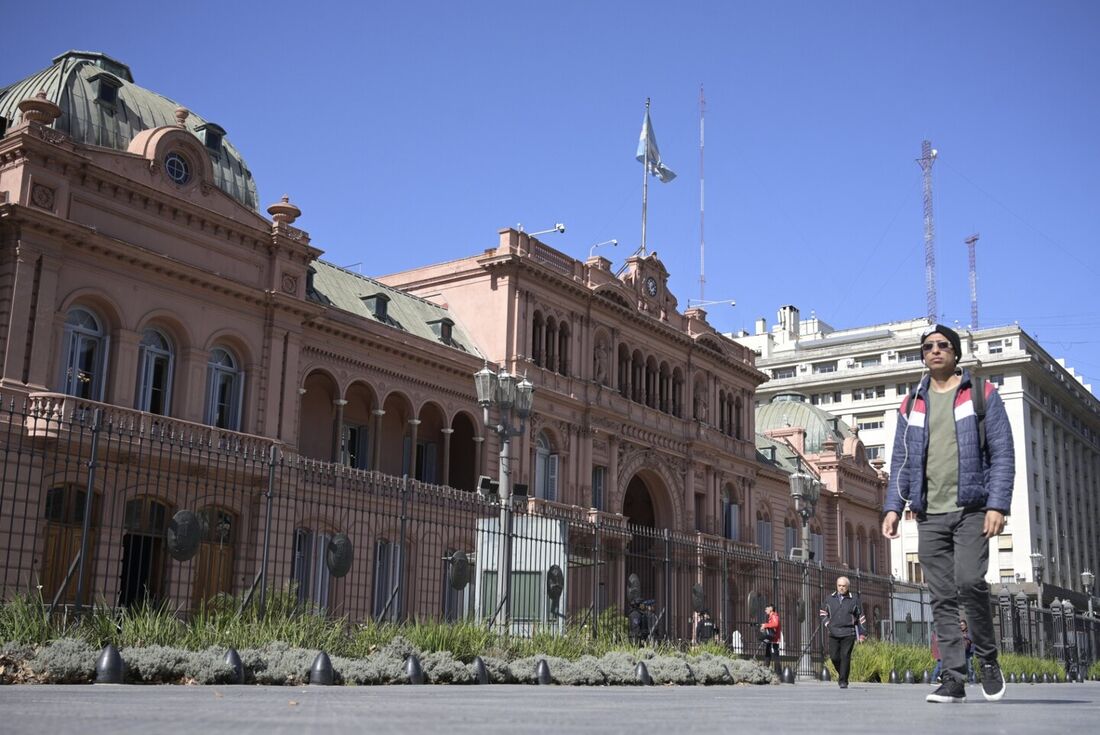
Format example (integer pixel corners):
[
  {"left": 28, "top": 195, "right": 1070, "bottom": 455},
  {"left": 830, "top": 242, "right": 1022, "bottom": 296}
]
[{"left": 1, "top": 395, "right": 1095, "bottom": 678}]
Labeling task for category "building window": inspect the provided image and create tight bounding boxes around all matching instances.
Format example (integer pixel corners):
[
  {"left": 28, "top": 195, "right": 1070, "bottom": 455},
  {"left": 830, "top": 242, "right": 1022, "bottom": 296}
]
[
  {"left": 906, "top": 552, "right": 923, "bottom": 583},
  {"left": 865, "top": 445, "right": 884, "bottom": 461},
  {"left": 773, "top": 367, "right": 796, "bottom": 379},
  {"left": 164, "top": 152, "right": 191, "bottom": 185},
  {"left": 756, "top": 516, "right": 773, "bottom": 552},
  {"left": 119, "top": 496, "right": 172, "bottom": 607},
  {"left": 812, "top": 361, "right": 837, "bottom": 374},
  {"left": 988, "top": 340, "right": 1003, "bottom": 354},
  {"left": 135, "top": 328, "right": 174, "bottom": 415},
  {"left": 292, "top": 528, "right": 332, "bottom": 610},
  {"left": 989, "top": 374, "right": 1005, "bottom": 387},
  {"left": 42, "top": 484, "right": 101, "bottom": 604},
  {"left": 534, "top": 432, "right": 559, "bottom": 501},
  {"left": 856, "top": 355, "right": 881, "bottom": 368},
  {"left": 344, "top": 424, "right": 371, "bottom": 469},
  {"left": 204, "top": 347, "right": 244, "bottom": 430},
  {"left": 61, "top": 307, "right": 109, "bottom": 400},
  {"left": 899, "top": 350, "right": 922, "bottom": 363},
  {"left": 785, "top": 523, "right": 798, "bottom": 556},
  {"left": 857, "top": 415, "right": 884, "bottom": 431},
  {"left": 373, "top": 538, "right": 403, "bottom": 620},
  {"left": 591, "top": 466, "right": 606, "bottom": 510},
  {"left": 724, "top": 499, "right": 741, "bottom": 541}
]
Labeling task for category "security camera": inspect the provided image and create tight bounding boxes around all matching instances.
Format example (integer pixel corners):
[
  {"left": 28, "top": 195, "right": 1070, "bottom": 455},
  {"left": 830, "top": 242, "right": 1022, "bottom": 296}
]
[
  {"left": 555, "top": 223, "right": 566, "bottom": 233},
  {"left": 610, "top": 239, "right": 618, "bottom": 246}
]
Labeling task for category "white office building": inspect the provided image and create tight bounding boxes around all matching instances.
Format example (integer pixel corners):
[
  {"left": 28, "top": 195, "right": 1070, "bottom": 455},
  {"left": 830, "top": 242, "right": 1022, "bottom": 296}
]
[{"left": 733, "top": 306, "right": 1100, "bottom": 589}]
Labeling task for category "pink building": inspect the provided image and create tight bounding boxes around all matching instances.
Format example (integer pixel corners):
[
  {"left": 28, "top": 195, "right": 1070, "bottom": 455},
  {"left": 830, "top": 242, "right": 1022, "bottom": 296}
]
[{"left": 0, "top": 52, "right": 886, "bottom": 638}]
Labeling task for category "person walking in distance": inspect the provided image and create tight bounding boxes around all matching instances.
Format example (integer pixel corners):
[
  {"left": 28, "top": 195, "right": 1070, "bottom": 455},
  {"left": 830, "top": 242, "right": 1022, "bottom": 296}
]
[
  {"left": 819, "top": 576, "right": 866, "bottom": 688},
  {"left": 882, "top": 324, "right": 1014, "bottom": 703},
  {"left": 759, "top": 604, "right": 781, "bottom": 667}
]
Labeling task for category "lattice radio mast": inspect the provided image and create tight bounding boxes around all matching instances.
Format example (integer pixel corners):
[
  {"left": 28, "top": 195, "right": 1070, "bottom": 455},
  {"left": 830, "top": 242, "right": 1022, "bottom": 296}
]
[
  {"left": 699, "top": 84, "right": 706, "bottom": 302},
  {"left": 965, "top": 233, "right": 980, "bottom": 329},
  {"left": 918, "top": 140, "right": 938, "bottom": 321}
]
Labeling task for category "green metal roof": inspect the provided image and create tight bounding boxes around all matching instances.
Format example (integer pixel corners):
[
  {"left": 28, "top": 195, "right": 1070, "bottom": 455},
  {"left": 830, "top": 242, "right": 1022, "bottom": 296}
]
[
  {"left": 755, "top": 393, "right": 851, "bottom": 455},
  {"left": 309, "top": 260, "right": 483, "bottom": 358},
  {"left": 0, "top": 51, "right": 258, "bottom": 210},
  {"left": 755, "top": 433, "right": 801, "bottom": 473}
]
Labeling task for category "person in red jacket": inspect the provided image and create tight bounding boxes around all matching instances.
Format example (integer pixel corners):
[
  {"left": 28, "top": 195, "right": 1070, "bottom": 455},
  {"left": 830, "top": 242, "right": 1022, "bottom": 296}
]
[{"left": 759, "top": 604, "right": 781, "bottom": 666}]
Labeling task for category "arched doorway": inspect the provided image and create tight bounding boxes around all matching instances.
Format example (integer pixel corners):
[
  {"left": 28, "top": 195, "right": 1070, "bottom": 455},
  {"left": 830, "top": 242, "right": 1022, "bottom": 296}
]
[{"left": 622, "top": 475, "right": 661, "bottom": 615}]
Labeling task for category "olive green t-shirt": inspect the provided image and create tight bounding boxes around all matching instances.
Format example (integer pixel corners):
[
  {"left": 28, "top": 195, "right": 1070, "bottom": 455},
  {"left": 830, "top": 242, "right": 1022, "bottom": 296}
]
[{"left": 924, "top": 387, "right": 959, "bottom": 514}]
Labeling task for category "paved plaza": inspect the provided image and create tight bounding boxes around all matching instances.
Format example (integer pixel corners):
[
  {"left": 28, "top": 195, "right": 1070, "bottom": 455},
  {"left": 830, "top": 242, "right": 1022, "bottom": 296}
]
[{"left": 0, "top": 680, "right": 1097, "bottom": 734}]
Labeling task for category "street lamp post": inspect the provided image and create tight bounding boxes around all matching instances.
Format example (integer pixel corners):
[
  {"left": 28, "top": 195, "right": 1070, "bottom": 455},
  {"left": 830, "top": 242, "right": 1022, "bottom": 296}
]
[
  {"left": 789, "top": 466, "right": 821, "bottom": 678},
  {"left": 1083, "top": 570, "right": 1096, "bottom": 676},
  {"left": 474, "top": 363, "right": 534, "bottom": 635},
  {"left": 1030, "top": 552, "right": 1045, "bottom": 603},
  {"left": 1030, "top": 552, "right": 1046, "bottom": 658}
]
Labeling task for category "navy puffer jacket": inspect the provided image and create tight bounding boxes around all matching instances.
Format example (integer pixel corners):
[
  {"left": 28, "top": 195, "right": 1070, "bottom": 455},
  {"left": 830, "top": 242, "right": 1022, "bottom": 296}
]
[{"left": 884, "top": 369, "right": 1014, "bottom": 516}]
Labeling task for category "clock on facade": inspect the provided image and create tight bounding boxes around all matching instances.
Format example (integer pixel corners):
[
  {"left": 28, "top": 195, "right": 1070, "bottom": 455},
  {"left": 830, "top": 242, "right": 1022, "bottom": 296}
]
[{"left": 644, "top": 277, "right": 658, "bottom": 297}]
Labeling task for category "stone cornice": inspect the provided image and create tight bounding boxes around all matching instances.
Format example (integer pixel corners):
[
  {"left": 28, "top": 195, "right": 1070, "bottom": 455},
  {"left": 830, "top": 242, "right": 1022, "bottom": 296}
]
[
  {"left": 0, "top": 203, "right": 305, "bottom": 317},
  {"left": 1, "top": 125, "right": 319, "bottom": 265}
]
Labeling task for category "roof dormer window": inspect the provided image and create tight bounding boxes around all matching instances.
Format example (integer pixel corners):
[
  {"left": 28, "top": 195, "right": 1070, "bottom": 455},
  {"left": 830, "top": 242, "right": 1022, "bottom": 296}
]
[
  {"left": 89, "top": 72, "right": 122, "bottom": 109},
  {"left": 428, "top": 317, "right": 455, "bottom": 345},
  {"left": 361, "top": 293, "right": 390, "bottom": 320},
  {"left": 194, "top": 122, "right": 225, "bottom": 153}
]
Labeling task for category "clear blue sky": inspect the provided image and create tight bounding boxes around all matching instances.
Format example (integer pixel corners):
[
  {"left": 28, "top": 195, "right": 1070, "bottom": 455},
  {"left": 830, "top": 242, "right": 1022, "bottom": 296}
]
[{"left": 7, "top": 1, "right": 1100, "bottom": 391}]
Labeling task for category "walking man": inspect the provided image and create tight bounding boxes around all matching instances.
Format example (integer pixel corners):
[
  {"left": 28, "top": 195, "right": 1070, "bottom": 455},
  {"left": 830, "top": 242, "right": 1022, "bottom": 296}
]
[
  {"left": 820, "top": 576, "right": 865, "bottom": 688},
  {"left": 882, "top": 324, "right": 1014, "bottom": 703}
]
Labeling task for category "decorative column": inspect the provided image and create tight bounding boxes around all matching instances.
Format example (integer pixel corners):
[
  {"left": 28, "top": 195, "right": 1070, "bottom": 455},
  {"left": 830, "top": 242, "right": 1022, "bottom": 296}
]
[
  {"left": 333, "top": 398, "right": 348, "bottom": 463},
  {"left": 608, "top": 434, "right": 620, "bottom": 509},
  {"left": 407, "top": 419, "right": 421, "bottom": 479},
  {"left": 371, "top": 408, "right": 385, "bottom": 471},
  {"left": 440, "top": 427, "right": 454, "bottom": 487},
  {"left": 473, "top": 435, "right": 485, "bottom": 479}
]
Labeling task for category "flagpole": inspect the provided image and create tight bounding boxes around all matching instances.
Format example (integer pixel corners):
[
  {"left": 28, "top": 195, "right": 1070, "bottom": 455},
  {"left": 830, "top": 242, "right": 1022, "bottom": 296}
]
[{"left": 641, "top": 98, "right": 650, "bottom": 256}]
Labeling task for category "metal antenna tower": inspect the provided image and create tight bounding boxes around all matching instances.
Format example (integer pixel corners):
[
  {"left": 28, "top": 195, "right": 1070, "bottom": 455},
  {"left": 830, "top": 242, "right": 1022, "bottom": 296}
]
[
  {"left": 965, "top": 233, "right": 979, "bottom": 328},
  {"left": 917, "top": 140, "right": 938, "bottom": 321},
  {"left": 699, "top": 84, "right": 706, "bottom": 302}
]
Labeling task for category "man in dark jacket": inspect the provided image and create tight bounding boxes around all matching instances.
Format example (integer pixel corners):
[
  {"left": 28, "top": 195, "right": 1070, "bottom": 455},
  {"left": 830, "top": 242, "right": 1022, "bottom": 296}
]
[
  {"left": 882, "top": 324, "right": 1014, "bottom": 704},
  {"left": 820, "top": 576, "right": 865, "bottom": 688}
]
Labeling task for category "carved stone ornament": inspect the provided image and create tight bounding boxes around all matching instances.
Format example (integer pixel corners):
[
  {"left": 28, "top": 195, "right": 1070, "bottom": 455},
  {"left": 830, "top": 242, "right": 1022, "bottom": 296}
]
[
  {"left": 30, "top": 184, "right": 55, "bottom": 210},
  {"left": 325, "top": 533, "right": 354, "bottom": 578},
  {"left": 281, "top": 273, "right": 298, "bottom": 294},
  {"left": 448, "top": 550, "right": 470, "bottom": 590},
  {"left": 166, "top": 509, "right": 203, "bottom": 562}
]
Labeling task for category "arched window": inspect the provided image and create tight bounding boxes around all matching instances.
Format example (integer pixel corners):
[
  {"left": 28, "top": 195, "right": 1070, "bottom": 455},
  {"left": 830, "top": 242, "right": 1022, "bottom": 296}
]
[
  {"left": 135, "top": 328, "right": 174, "bottom": 415},
  {"left": 119, "top": 496, "right": 172, "bottom": 607},
  {"left": 734, "top": 397, "right": 744, "bottom": 440},
  {"left": 531, "top": 312, "right": 544, "bottom": 366},
  {"left": 557, "top": 322, "right": 570, "bottom": 376},
  {"left": 722, "top": 490, "right": 741, "bottom": 541},
  {"left": 205, "top": 347, "right": 245, "bottom": 430},
  {"left": 293, "top": 526, "right": 332, "bottom": 610},
  {"left": 756, "top": 512, "right": 773, "bottom": 552},
  {"left": 193, "top": 506, "right": 235, "bottom": 607},
  {"left": 534, "top": 432, "right": 559, "bottom": 502},
  {"left": 42, "top": 484, "right": 101, "bottom": 603},
  {"left": 61, "top": 307, "right": 108, "bottom": 400},
  {"left": 785, "top": 519, "right": 799, "bottom": 556}
]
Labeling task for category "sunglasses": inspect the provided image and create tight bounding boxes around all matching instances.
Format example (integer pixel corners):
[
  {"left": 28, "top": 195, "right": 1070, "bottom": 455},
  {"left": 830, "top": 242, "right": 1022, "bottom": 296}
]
[{"left": 921, "top": 340, "right": 953, "bottom": 352}]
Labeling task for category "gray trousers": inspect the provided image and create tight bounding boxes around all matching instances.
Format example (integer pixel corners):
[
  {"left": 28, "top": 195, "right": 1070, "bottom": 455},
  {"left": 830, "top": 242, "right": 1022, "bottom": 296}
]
[{"left": 918, "top": 508, "right": 996, "bottom": 682}]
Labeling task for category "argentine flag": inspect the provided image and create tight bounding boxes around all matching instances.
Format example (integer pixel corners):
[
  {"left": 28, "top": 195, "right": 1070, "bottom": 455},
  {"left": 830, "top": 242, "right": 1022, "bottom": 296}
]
[{"left": 636, "top": 109, "right": 676, "bottom": 183}]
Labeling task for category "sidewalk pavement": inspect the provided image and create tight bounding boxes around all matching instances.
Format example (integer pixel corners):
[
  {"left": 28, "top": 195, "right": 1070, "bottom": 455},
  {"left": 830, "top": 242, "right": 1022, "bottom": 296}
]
[{"left": 1, "top": 679, "right": 1096, "bottom": 734}]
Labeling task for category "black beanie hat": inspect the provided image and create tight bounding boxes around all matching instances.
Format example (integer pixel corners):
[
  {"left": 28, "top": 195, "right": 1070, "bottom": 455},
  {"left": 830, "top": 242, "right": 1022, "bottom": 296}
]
[{"left": 920, "top": 324, "right": 962, "bottom": 363}]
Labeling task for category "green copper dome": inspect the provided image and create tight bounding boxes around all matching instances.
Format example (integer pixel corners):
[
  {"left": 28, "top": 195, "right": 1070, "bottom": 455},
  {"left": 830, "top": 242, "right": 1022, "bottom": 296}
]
[
  {"left": 755, "top": 391, "right": 851, "bottom": 454},
  {"left": 0, "top": 51, "right": 258, "bottom": 210}
]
